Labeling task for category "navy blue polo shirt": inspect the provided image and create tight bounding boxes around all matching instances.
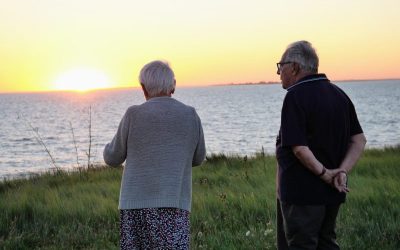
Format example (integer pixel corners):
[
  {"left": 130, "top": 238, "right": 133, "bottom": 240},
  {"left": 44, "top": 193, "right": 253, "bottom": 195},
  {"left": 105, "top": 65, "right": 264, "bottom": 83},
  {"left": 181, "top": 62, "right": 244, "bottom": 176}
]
[{"left": 276, "top": 74, "right": 363, "bottom": 205}]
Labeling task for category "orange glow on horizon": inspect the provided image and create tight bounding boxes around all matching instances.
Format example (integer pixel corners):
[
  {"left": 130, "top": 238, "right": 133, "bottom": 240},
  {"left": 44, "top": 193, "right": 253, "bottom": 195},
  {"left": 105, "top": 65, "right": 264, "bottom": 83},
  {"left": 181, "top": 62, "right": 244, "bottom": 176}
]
[{"left": 1, "top": 0, "right": 400, "bottom": 93}]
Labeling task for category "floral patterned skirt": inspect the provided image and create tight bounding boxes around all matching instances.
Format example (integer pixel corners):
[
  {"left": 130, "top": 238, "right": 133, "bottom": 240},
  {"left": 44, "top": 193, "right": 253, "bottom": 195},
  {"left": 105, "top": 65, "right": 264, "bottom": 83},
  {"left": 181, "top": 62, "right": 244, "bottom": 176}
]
[{"left": 120, "top": 208, "right": 190, "bottom": 250}]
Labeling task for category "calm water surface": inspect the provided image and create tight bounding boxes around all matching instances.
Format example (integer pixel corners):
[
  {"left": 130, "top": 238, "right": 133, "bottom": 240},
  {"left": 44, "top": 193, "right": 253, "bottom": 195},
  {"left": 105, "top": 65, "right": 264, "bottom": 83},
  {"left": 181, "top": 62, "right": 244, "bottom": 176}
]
[{"left": 1, "top": 80, "right": 399, "bottom": 179}]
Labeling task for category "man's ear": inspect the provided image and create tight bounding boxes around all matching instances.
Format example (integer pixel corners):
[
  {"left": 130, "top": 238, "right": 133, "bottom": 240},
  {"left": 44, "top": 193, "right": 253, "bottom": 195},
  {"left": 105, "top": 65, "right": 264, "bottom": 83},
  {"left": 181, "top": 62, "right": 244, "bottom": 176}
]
[{"left": 292, "top": 63, "right": 300, "bottom": 75}]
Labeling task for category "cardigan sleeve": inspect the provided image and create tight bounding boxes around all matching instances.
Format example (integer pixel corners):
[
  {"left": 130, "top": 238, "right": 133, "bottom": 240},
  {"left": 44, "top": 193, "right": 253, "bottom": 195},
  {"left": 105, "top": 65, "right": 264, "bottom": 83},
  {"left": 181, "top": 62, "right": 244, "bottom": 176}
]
[
  {"left": 103, "top": 110, "right": 130, "bottom": 167},
  {"left": 192, "top": 110, "right": 206, "bottom": 166}
]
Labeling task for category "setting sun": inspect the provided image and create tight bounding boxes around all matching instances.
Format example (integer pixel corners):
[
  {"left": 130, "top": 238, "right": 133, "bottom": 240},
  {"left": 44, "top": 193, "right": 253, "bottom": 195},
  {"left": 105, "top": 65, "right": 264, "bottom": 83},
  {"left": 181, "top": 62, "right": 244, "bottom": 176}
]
[{"left": 52, "top": 68, "right": 113, "bottom": 92}]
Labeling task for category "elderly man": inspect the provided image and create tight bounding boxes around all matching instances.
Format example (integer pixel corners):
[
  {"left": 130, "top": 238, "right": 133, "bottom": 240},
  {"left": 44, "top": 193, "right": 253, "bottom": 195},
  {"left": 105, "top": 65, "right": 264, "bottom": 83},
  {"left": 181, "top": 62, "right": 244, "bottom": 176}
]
[
  {"left": 275, "top": 41, "right": 366, "bottom": 249},
  {"left": 104, "top": 60, "right": 206, "bottom": 249}
]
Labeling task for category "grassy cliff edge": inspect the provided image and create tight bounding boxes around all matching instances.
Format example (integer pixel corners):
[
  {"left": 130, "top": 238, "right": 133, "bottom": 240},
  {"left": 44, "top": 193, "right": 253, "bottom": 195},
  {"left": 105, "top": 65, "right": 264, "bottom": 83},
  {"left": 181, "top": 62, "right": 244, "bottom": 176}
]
[{"left": 1, "top": 147, "right": 399, "bottom": 249}]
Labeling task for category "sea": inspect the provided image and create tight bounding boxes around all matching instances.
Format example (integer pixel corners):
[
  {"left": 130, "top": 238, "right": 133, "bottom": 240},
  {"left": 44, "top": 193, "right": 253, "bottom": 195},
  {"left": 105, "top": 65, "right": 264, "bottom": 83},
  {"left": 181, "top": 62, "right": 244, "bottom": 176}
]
[{"left": 1, "top": 80, "right": 399, "bottom": 179}]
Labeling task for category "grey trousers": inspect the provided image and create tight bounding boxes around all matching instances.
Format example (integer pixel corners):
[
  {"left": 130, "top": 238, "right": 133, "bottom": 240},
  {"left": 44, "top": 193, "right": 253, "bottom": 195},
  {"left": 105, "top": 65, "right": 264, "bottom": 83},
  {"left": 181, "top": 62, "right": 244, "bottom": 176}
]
[{"left": 277, "top": 199, "right": 341, "bottom": 250}]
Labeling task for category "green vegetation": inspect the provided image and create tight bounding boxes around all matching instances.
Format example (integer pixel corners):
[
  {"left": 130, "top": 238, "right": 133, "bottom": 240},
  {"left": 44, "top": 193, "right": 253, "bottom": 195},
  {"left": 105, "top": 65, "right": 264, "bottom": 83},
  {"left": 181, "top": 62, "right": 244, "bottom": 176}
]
[{"left": 1, "top": 147, "right": 399, "bottom": 249}]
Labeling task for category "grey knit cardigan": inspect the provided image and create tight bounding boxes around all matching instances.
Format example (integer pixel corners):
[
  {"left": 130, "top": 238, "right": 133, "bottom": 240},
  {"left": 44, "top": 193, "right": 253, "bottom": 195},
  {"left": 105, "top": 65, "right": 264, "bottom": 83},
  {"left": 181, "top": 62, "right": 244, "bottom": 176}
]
[{"left": 103, "top": 96, "right": 206, "bottom": 212}]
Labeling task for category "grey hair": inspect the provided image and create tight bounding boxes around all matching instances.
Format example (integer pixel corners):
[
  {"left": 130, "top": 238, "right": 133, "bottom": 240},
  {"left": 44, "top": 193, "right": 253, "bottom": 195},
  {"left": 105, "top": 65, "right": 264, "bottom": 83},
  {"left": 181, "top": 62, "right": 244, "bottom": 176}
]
[
  {"left": 283, "top": 40, "right": 319, "bottom": 73},
  {"left": 139, "top": 60, "right": 176, "bottom": 97}
]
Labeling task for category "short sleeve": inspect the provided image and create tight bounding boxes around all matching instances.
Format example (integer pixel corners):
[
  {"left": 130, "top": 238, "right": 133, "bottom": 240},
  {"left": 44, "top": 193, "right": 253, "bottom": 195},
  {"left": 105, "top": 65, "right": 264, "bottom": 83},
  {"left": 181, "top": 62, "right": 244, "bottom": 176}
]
[
  {"left": 280, "top": 92, "right": 308, "bottom": 147},
  {"left": 348, "top": 100, "right": 363, "bottom": 136}
]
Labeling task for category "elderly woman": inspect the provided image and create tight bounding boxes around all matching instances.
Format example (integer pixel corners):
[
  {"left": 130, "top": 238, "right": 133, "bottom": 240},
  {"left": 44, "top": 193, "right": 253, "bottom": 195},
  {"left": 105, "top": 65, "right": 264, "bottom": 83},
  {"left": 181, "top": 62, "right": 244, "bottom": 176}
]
[{"left": 104, "top": 60, "right": 206, "bottom": 249}]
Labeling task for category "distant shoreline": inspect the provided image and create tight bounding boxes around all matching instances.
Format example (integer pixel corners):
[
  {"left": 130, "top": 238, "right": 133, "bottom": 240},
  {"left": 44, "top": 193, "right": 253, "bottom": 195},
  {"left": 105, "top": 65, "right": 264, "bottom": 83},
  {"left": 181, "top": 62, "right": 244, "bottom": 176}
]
[{"left": 213, "top": 78, "right": 400, "bottom": 87}]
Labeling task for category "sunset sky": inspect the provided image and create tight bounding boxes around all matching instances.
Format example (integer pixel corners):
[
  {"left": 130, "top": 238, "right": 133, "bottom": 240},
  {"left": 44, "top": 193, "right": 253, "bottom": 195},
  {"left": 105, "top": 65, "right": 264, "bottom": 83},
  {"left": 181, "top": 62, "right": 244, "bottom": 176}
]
[{"left": 1, "top": 0, "right": 399, "bottom": 92}]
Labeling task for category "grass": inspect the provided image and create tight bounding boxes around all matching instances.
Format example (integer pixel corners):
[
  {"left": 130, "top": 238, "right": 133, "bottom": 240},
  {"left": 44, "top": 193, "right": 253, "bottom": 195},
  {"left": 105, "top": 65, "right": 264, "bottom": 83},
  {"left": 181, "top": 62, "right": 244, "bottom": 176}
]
[{"left": 0, "top": 147, "right": 399, "bottom": 249}]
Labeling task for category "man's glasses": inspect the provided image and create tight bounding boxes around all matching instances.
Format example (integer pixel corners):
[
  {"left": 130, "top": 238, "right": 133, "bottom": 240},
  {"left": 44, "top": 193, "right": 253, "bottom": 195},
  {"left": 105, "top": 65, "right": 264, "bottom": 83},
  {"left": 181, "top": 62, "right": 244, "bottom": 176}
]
[{"left": 276, "top": 62, "right": 292, "bottom": 71}]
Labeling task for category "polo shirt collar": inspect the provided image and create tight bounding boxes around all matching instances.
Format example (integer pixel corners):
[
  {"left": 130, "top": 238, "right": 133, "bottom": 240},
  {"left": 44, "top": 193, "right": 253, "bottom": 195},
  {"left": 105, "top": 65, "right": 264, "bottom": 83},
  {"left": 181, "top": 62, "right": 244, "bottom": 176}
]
[{"left": 287, "top": 74, "right": 329, "bottom": 91}]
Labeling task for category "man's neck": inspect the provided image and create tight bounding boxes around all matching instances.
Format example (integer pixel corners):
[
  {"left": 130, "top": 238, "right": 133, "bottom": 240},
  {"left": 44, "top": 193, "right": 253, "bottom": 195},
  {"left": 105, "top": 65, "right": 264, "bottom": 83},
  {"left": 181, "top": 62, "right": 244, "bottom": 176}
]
[{"left": 294, "top": 72, "right": 314, "bottom": 83}]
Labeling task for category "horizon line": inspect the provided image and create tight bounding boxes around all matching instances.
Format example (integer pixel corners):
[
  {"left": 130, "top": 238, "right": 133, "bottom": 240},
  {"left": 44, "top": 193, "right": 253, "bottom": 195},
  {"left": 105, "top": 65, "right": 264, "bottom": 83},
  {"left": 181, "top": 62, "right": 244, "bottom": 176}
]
[{"left": 1, "top": 77, "right": 399, "bottom": 94}]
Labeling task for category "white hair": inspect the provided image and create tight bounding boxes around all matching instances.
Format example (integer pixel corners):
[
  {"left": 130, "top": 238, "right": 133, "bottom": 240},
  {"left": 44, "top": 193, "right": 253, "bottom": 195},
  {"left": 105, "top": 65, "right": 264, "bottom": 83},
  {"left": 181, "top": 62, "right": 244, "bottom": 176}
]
[
  {"left": 283, "top": 40, "right": 319, "bottom": 73},
  {"left": 139, "top": 60, "right": 176, "bottom": 97}
]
